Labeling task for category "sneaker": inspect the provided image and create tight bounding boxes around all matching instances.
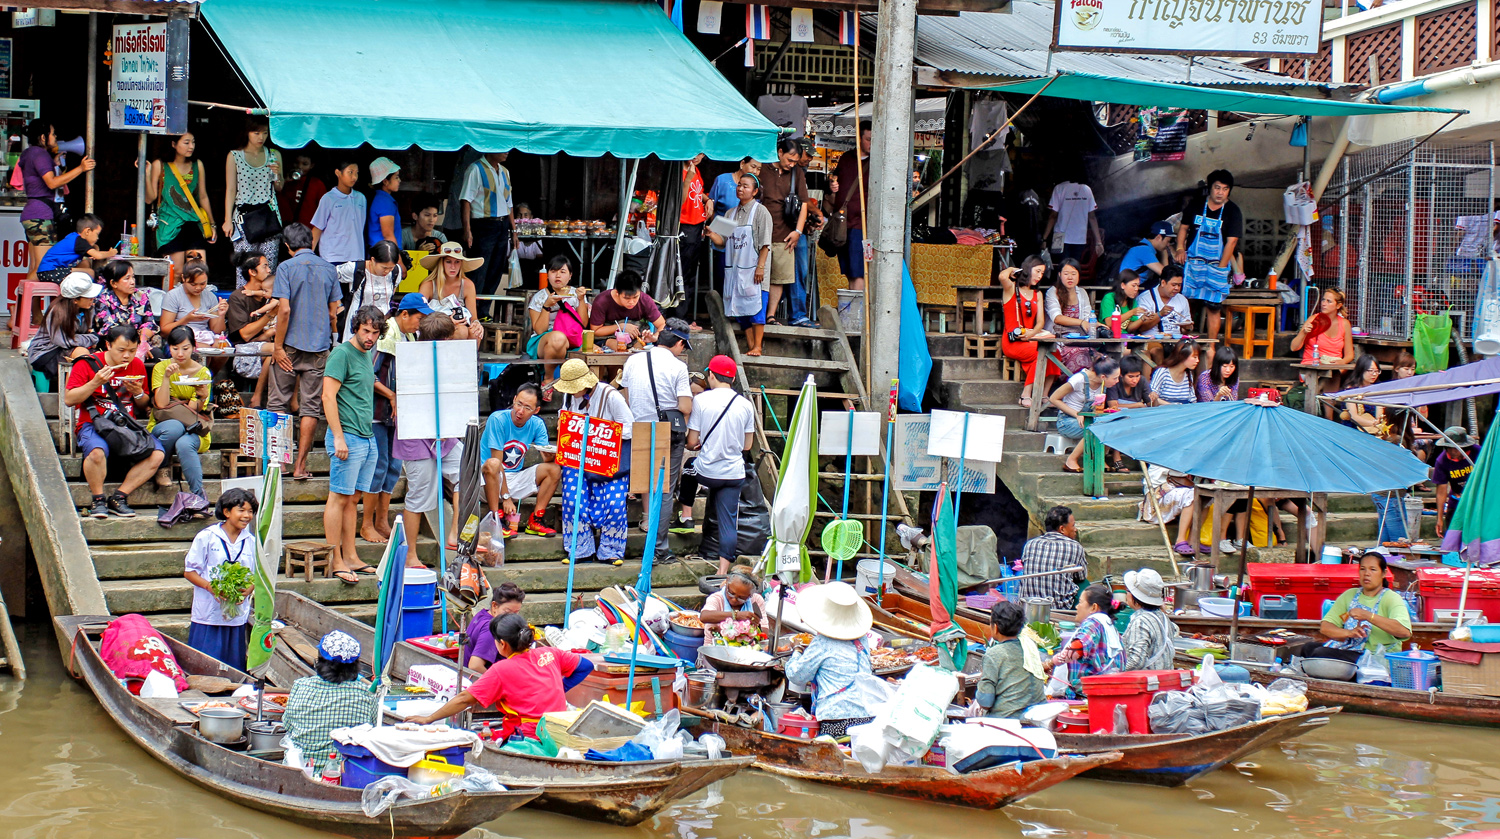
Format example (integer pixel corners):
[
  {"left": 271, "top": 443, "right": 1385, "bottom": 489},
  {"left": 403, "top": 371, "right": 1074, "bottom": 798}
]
[
  {"left": 501, "top": 522, "right": 519, "bottom": 539},
  {"left": 87, "top": 495, "right": 109, "bottom": 519},
  {"left": 1218, "top": 539, "right": 1240, "bottom": 555},
  {"left": 107, "top": 492, "right": 138, "bottom": 518},
  {"left": 525, "top": 513, "right": 557, "bottom": 537},
  {"left": 669, "top": 515, "right": 696, "bottom": 535}
]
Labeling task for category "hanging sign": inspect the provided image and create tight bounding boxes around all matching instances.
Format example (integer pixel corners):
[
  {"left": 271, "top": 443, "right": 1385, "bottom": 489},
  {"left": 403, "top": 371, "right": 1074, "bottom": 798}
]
[
  {"left": 1052, "top": 0, "right": 1322, "bottom": 57},
  {"left": 891, "top": 415, "right": 996, "bottom": 494},
  {"left": 109, "top": 20, "right": 189, "bottom": 134},
  {"left": 557, "top": 410, "right": 624, "bottom": 477}
]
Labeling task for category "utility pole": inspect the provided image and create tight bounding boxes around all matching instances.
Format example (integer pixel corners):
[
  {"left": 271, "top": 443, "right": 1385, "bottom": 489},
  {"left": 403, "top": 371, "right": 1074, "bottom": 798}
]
[{"left": 867, "top": 0, "right": 917, "bottom": 397}]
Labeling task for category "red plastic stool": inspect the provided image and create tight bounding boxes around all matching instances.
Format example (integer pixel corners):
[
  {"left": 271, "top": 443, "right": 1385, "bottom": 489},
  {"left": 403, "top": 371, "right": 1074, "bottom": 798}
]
[{"left": 10, "top": 281, "right": 61, "bottom": 349}]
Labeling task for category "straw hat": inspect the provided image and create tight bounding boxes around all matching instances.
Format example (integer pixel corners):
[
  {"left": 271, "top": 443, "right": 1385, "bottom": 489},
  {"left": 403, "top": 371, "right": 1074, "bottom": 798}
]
[
  {"left": 1124, "top": 568, "right": 1165, "bottom": 607},
  {"left": 797, "top": 581, "right": 873, "bottom": 640},
  {"left": 419, "top": 240, "right": 484, "bottom": 273},
  {"left": 552, "top": 358, "right": 599, "bottom": 395}
]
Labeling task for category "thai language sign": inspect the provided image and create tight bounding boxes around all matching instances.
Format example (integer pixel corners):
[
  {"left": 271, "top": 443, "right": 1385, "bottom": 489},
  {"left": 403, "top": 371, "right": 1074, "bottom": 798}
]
[
  {"left": 557, "top": 411, "right": 624, "bottom": 478},
  {"left": 109, "top": 20, "right": 189, "bottom": 133},
  {"left": 1053, "top": 0, "right": 1322, "bottom": 57}
]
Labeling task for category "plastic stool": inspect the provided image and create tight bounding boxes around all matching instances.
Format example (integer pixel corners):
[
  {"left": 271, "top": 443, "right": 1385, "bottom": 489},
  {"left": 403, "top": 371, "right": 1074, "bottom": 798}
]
[
  {"left": 1044, "top": 433, "right": 1067, "bottom": 454},
  {"left": 10, "top": 281, "right": 61, "bottom": 349}
]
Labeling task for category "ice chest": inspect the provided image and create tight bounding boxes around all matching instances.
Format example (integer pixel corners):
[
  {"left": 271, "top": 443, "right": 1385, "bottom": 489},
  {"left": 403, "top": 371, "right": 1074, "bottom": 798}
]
[
  {"left": 336, "top": 743, "right": 468, "bottom": 788},
  {"left": 1080, "top": 670, "right": 1192, "bottom": 734},
  {"left": 1417, "top": 567, "right": 1500, "bottom": 622},
  {"left": 564, "top": 668, "right": 679, "bottom": 717},
  {"left": 1247, "top": 563, "right": 1392, "bottom": 620}
]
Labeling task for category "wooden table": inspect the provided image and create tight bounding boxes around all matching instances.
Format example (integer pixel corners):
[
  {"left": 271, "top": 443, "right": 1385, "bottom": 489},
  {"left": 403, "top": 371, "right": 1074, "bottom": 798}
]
[
  {"left": 120, "top": 256, "right": 173, "bottom": 287},
  {"left": 1291, "top": 362, "right": 1351, "bottom": 415},
  {"left": 567, "top": 349, "right": 638, "bottom": 370},
  {"left": 1189, "top": 482, "right": 1328, "bottom": 569},
  {"left": 1352, "top": 334, "right": 1415, "bottom": 366},
  {"left": 953, "top": 285, "right": 1004, "bottom": 336}
]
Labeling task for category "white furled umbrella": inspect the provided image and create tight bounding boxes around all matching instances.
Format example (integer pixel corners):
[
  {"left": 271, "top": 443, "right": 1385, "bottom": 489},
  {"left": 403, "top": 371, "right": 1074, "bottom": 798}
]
[{"left": 763, "top": 375, "right": 819, "bottom": 583}]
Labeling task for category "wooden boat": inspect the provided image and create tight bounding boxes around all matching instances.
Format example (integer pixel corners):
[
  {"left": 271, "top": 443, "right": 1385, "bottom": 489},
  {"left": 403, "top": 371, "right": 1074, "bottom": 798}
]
[
  {"left": 56, "top": 615, "right": 540, "bottom": 839},
  {"left": 693, "top": 717, "right": 1119, "bottom": 809},
  {"left": 1052, "top": 708, "right": 1338, "bottom": 786},
  {"left": 1172, "top": 652, "right": 1500, "bottom": 728},
  {"left": 269, "top": 592, "right": 754, "bottom": 825}
]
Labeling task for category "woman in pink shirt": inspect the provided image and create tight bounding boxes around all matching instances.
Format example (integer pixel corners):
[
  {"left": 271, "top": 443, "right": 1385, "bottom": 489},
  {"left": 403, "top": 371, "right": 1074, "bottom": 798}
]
[{"left": 1291, "top": 288, "right": 1355, "bottom": 366}]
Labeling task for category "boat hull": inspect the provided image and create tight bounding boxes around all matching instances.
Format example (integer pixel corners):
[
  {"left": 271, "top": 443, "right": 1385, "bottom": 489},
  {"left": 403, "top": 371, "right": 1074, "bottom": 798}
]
[
  {"left": 1053, "top": 708, "right": 1338, "bottom": 786},
  {"left": 56, "top": 615, "right": 538, "bottom": 839},
  {"left": 696, "top": 720, "right": 1119, "bottom": 809}
]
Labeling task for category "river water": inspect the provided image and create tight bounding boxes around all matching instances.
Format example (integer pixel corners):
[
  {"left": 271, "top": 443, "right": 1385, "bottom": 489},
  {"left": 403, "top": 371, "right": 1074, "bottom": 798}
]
[{"left": 5, "top": 625, "right": 1500, "bottom": 839}]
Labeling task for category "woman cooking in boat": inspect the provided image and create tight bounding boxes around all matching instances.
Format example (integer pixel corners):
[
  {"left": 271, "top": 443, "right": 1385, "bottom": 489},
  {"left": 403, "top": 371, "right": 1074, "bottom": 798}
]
[
  {"left": 700, "top": 567, "right": 769, "bottom": 637},
  {"left": 1288, "top": 550, "right": 1412, "bottom": 664},
  {"left": 1121, "top": 568, "right": 1179, "bottom": 671},
  {"left": 406, "top": 613, "right": 595, "bottom": 739},
  {"left": 785, "top": 582, "right": 879, "bottom": 738},
  {"left": 461, "top": 582, "right": 526, "bottom": 673},
  {"left": 283, "top": 630, "right": 377, "bottom": 772},
  {"left": 1047, "top": 584, "right": 1125, "bottom": 696}
]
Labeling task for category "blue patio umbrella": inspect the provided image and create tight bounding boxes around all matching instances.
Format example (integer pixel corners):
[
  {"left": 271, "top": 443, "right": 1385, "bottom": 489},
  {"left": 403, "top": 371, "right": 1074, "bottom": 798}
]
[
  {"left": 369, "top": 518, "right": 409, "bottom": 721},
  {"left": 1086, "top": 400, "right": 1431, "bottom": 648}
]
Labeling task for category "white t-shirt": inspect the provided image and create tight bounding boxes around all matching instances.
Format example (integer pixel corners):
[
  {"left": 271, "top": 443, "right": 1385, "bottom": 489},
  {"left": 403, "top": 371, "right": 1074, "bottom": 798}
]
[
  {"left": 1047, "top": 182, "right": 1097, "bottom": 246},
  {"left": 527, "top": 287, "right": 587, "bottom": 332},
  {"left": 564, "top": 382, "right": 633, "bottom": 440},
  {"left": 689, "top": 387, "right": 756, "bottom": 480},
  {"left": 1059, "top": 370, "right": 1105, "bottom": 414},
  {"left": 184, "top": 523, "right": 256, "bottom": 627},
  {"left": 1136, "top": 287, "right": 1192, "bottom": 337},
  {"left": 620, "top": 346, "right": 691, "bottom": 423}
]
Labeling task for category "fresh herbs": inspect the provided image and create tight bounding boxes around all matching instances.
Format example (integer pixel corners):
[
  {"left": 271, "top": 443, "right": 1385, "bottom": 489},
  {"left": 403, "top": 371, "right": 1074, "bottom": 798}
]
[{"left": 209, "top": 562, "right": 254, "bottom": 619}]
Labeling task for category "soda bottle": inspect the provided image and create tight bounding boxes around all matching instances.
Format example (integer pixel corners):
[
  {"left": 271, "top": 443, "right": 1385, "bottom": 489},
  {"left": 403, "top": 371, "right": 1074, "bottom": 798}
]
[
  {"left": 481, "top": 721, "right": 495, "bottom": 742},
  {"left": 321, "top": 751, "right": 343, "bottom": 785}
]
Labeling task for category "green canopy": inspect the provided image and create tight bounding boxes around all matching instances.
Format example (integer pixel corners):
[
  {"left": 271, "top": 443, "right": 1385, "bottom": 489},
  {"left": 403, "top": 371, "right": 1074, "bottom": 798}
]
[
  {"left": 201, "top": 0, "right": 779, "bottom": 160},
  {"left": 978, "top": 72, "right": 1466, "bottom": 117}
]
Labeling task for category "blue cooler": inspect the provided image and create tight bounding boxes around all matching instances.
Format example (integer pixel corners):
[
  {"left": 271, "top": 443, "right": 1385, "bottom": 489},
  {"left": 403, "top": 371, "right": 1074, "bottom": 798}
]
[
  {"left": 1258, "top": 595, "right": 1298, "bottom": 621},
  {"left": 401, "top": 568, "right": 438, "bottom": 641},
  {"left": 337, "top": 742, "right": 469, "bottom": 788}
]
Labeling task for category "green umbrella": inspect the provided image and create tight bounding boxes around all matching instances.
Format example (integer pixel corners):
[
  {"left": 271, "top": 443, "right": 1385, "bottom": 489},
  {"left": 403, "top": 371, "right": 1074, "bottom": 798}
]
[
  {"left": 1441, "top": 422, "right": 1498, "bottom": 620},
  {"left": 245, "top": 466, "right": 281, "bottom": 671}
]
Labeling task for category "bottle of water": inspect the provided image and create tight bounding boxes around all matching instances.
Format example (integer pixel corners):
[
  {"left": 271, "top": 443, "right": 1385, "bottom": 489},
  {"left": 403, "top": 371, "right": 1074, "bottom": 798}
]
[{"left": 1311, "top": 344, "right": 1321, "bottom": 365}]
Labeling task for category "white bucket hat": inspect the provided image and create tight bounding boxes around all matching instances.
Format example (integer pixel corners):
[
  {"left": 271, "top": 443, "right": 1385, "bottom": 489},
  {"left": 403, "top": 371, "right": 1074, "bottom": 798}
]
[
  {"left": 797, "top": 581, "right": 873, "bottom": 640},
  {"left": 1124, "top": 568, "right": 1166, "bottom": 607}
]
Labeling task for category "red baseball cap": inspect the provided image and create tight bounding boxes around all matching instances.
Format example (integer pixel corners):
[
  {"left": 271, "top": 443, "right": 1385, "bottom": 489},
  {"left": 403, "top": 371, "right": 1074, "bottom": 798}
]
[{"left": 707, "top": 355, "right": 737, "bottom": 380}]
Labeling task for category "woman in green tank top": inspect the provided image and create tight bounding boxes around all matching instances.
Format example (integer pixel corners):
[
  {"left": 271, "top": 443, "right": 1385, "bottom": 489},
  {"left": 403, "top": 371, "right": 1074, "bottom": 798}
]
[{"left": 146, "top": 133, "right": 217, "bottom": 274}]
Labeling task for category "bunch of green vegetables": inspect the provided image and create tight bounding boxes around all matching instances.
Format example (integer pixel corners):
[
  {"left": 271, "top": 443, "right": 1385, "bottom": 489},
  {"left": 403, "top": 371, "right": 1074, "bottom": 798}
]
[
  {"left": 1026, "top": 621, "right": 1061, "bottom": 655},
  {"left": 209, "top": 562, "right": 254, "bottom": 620}
]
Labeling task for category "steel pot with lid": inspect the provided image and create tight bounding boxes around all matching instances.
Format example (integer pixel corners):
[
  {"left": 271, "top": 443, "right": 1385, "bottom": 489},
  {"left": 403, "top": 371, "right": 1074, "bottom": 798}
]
[
  {"left": 199, "top": 706, "right": 247, "bottom": 744},
  {"left": 1024, "top": 597, "right": 1053, "bottom": 625},
  {"left": 246, "top": 720, "right": 286, "bottom": 752}
]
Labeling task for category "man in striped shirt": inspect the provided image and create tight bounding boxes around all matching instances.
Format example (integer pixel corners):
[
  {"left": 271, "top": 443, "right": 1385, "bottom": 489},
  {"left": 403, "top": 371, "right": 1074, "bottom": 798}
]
[{"left": 1018, "top": 506, "right": 1088, "bottom": 609}]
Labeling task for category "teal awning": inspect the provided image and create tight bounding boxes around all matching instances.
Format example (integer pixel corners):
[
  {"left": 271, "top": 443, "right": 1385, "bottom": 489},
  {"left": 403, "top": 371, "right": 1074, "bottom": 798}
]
[
  {"left": 978, "top": 72, "right": 1467, "bottom": 116},
  {"left": 201, "top": 0, "right": 778, "bottom": 159}
]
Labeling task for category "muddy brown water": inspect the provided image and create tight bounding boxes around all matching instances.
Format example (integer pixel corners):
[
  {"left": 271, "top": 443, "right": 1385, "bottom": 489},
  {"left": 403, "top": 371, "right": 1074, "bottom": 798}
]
[{"left": 4, "top": 627, "right": 1500, "bottom": 839}]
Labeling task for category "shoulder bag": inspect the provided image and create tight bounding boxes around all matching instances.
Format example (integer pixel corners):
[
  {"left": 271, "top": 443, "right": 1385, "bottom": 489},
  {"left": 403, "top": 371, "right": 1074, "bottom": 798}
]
[
  {"left": 81, "top": 356, "right": 153, "bottom": 460},
  {"left": 580, "top": 384, "right": 632, "bottom": 483},
  {"left": 237, "top": 202, "right": 282, "bottom": 244},
  {"left": 645, "top": 348, "right": 687, "bottom": 441},
  {"left": 554, "top": 296, "right": 586, "bottom": 348},
  {"left": 781, "top": 165, "right": 803, "bottom": 230},
  {"left": 167, "top": 162, "right": 215, "bottom": 240}
]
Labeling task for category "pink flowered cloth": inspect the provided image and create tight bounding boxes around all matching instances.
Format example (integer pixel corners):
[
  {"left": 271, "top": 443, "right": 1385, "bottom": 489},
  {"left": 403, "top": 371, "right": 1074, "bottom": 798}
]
[{"left": 101, "top": 613, "right": 190, "bottom": 692}]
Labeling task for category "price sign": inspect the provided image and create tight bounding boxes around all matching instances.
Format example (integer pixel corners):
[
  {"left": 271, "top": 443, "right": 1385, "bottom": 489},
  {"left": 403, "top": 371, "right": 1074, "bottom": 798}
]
[{"left": 556, "top": 410, "right": 623, "bottom": 477}]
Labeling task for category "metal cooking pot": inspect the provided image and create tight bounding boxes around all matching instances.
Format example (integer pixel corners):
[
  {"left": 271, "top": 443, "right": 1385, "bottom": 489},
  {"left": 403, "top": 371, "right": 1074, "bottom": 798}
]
[
  {"left": 684, "top": 671, "right": 719, "bottom": 709},
  {"left": 246, "top": 720, "right": 285, "bottom": 752},
  {"left": 199, "top": 706, "right": 247, "bottom": 744},
  {"left": 1024, "top": 597, "right": 1053, "bottom": 625},
  {"left": 1187, "top": 564, "right": 1216, "bottom": 591},
  {"left": 1178, "top": 588, "right": 1228, "bottom": 612}
]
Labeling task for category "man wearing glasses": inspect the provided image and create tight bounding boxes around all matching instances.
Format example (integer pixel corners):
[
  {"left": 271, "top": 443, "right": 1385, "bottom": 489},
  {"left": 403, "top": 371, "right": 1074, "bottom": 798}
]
[{"left": 480, "top": 383, "right": 561, "bottom": 538}]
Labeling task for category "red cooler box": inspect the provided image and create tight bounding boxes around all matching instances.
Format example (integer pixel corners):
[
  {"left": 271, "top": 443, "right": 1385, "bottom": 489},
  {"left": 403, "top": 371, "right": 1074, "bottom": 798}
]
[
  {"left": 1246, "top": 563, "right": 1392, "bottom": 620},
  {"left": 1417, "top": 567, "right": 1500, "bottom": 622},
  {"left": 1081, "top": 670, "right": 1192, "bottom": 734}
]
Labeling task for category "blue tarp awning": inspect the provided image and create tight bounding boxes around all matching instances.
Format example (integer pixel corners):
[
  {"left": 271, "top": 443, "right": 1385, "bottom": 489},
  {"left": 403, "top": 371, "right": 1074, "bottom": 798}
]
[
  {"left": 201, "top": 0, "right": 779, "bottom": 160},
  {"left": 1329, "top": 356, "right": 1500, "bottom": 409}
]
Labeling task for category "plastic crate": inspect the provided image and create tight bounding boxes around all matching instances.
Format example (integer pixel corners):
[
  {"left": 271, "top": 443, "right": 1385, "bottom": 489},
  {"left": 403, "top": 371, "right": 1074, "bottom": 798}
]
[{"left": 1385, "top": 650, "right": 1440, "bottom": 692}]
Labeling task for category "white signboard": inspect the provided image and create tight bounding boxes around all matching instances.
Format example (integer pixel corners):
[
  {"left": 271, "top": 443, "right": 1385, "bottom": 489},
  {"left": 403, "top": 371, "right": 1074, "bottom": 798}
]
[
  {"left": 927, "top": 409, "right": 1005, "bottom": 463},
  {"left": 818, "top": 412, "right": 881, "bottom": 456},
  {"left": 395, "top": 340, "right": 480, "bottom": 440},
  {"left": 892, "top": 415, "right": 996, "bottom": 494},
  {"left": 109, "top": 22, "right": 177, "bottom": 132},
  {"left": 1053, "top": 0, "right": 1322, "bottom": 57}
]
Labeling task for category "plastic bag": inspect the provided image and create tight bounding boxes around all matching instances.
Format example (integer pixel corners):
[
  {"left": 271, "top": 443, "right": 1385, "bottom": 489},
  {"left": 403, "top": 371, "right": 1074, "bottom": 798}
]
[
  {"left": 1196, "top": 653, "right": 1224, "bottom": 689},
  {"left": 698, "top": 732, "right": 726, "bottom": 760},
  {"left": 1413, "top": 313, "right": 1453, "bottom": 374},
  {"left": 1356, "top": 650, "right": 1391, "bottom": 686},
  {"left": 880, "top": 664, "right": 960, "bottom": 758},
  {"left": 1262, "top": 678, "right": 1309, "bottom": 716},
  {"left": 630, "top": 708, "right": 683, "bottom": 760},
  {"left": 362, "top": 776, "right": 431, "bottom": 818},
  {"left": 849, "top": 721, "right": 891, "bottom": 773},
  {"left": 454, "top": 763, "right": 506, "bottom": 793},
  {"left": 475, "top": 512, "right": 505, "bottom": 568}
]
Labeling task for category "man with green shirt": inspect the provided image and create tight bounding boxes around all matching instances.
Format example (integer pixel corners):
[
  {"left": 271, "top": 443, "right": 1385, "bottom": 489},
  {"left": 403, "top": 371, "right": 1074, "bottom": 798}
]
[{"left": 322, "top": 306, "right": 384, "bottom": 585}]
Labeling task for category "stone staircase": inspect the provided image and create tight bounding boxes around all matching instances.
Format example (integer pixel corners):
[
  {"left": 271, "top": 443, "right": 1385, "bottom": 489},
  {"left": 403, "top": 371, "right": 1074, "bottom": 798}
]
[
  {"left": 926, "top": 329, "right": 1435, "bottom": 579},
  {"left": 39, "top": 386, "right": 709, "bottom": 641}
]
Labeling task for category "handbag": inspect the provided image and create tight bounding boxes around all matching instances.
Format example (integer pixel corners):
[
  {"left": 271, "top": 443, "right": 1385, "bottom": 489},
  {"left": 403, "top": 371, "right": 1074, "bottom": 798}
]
[
  {"left": 81, "top": 357, "right": 153, "bottom": 460},
  {"left": 554, "top": 298, "right": 586, "bottom": 348},
  {"left": 823, "top": 208, "right": 848, "bottom": 249},
  {"left": 645, "top": 349, "right": 687, "bottom": 440},
  {"left": 236, "top": 202, "right": 282, "bottom": 244},
  {"left": 781, "top": 165, "right": 803, "bottom": 229},
  {"left": 166, "top": 161, "right": 215, "bottom": 240}
]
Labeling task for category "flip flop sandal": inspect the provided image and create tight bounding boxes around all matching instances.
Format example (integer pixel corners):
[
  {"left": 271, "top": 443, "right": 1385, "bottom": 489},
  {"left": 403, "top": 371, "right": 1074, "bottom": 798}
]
[
  {"left": 349, "top": 565, "right": 378, "bottom": 575},
  {"left": 1062, "top": 464, "right": 1083, "bottom": 473},
  {"left": 596, "top": 557, "right": 624, "bottom": 567},
  {"left": 333, "top": 571, "right": 360, "bottom": 585}
]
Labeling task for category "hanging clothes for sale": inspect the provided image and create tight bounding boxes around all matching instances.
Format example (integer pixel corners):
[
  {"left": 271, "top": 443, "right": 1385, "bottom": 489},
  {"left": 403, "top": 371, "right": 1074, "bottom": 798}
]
[
  {"left": 757, "top": 94, "right": 809, "bottom": 139},
  {"left": 970, "top": 98, "right": 1010, "bottom": 149}
]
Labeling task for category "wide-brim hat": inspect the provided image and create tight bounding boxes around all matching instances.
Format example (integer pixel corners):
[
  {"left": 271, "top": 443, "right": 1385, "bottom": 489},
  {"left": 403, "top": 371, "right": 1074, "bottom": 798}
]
[
  {"left": 419, "top": 240, "right": 483, "bottom": 273},
  {"left": 798, "top": 581, "right": 873, "bottom": 640},
  {"left": 552, "top": 358, "right": 599, "bottom": 394},
  {"left": 1124, "top": 568, "right": 1165, "bottom": 606},
  {"left": 1438, "top": 426, "right": 1474, "bottom": 448}
]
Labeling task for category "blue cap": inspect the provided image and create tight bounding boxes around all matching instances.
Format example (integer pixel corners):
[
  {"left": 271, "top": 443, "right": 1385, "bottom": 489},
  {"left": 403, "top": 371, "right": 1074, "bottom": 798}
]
[
  {"left": 397, "top": 292, "right": 435, "bottom": 314},
  {"left": 1149, "top": 221, "right": 1174, "bottom": 238}
]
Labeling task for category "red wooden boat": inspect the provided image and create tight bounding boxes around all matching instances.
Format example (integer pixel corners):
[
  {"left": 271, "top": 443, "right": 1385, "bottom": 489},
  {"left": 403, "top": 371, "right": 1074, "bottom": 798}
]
[{"left": 694, "top": 719, "right": 1119, "bottom": 809}]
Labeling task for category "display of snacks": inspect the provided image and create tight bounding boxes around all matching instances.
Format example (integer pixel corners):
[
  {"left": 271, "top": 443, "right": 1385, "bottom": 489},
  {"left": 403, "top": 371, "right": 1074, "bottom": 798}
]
[{"left": 668, "top": 612, "right": 705, "bottom": 630}]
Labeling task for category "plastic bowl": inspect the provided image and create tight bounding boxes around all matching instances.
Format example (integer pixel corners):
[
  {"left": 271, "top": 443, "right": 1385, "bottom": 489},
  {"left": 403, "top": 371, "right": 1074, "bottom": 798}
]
[
  {"left": 1469, "top": 624, "right": 1500, "bottom": 643},
  {"left": 1198, "top": 597, "right": 1249, "bottom": 618}
]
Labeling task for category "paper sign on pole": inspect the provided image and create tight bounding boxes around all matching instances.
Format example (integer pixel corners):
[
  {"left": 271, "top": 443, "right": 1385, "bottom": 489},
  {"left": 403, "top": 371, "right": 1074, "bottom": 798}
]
[
  {"left": 892, "top": 415, "right": 996, "bottom": 493},
  {"left": 222, "top": 473, "right": 282, "bottom": 581},
  {"left": 927, "top": 409, "right": 1005, "bottom": 463},
  {"left": 557, "top": 411, "right": 624, "bottom": 477},
  {"left": 239, "top": 409, "right": 293, "bottom": 465},
  {"left": 697, "top": 0, "right": 723, "bottom": 33},
  {"left": 629, "top": 422, "right": 672, "bottom": 495},
  {"left": 818, "top": 412, "right": 881, "bottom": 456},
  {"left": 394, "top": 340, "right": 480, "bottom": 440},
  {"left": 109, "top": 20, "right": 189, "bottom": 133}
]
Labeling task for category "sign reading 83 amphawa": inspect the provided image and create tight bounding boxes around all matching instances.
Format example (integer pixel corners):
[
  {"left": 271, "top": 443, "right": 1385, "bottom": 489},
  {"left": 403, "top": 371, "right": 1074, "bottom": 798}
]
[{"left": 1052, "top": 0, "right": 1323, "bottom": 57}]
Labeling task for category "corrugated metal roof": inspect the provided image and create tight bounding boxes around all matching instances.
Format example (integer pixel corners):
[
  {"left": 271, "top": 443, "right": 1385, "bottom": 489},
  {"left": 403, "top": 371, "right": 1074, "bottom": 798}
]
[{"left": 902, "top": 2, "right": 1341, "bottom": 89}]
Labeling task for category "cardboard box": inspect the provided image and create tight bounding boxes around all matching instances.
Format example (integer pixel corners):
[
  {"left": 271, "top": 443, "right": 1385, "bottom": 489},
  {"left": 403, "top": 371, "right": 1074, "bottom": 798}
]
[
  {"left": 1442, "top": 654, "right": 1500, "bottom": 697},
  {"left": 407, "top": 663, "right": 472, "bottom": 701}
]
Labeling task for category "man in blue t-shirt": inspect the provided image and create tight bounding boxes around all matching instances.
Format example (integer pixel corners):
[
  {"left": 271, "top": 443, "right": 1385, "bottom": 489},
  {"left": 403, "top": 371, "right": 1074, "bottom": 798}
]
[
  {"left": 480, "top": 383, "right": 560, "bottom": 537},
  {"left": 1119, "top": 221, "right": 1174, "bottom": 280}
]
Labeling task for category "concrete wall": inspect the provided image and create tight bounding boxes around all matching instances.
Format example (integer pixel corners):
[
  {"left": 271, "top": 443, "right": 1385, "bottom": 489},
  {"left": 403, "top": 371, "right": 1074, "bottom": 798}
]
[{"left": 0, "top": 352, "right": 108, "bottom": 656}]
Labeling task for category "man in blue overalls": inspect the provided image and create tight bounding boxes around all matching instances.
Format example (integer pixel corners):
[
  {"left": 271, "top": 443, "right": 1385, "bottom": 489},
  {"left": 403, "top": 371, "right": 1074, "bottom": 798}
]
[{"left": 1174, "top": 169, "right": 1243, "bottom": 340}]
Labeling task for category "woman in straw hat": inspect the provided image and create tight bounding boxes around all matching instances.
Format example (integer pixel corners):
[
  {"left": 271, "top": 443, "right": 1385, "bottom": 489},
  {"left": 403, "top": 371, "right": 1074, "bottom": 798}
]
[
  {"left": 554, "top": 358, "right": 634, "bottom": 567},
  {"left": 1121, "top": 568, "right": 1178, "bottom": 671},
  {"left": 418, "top": 240, "right": 485, "bottom": 342},
  {"left": 785, "top": 581, "right": 878, "bottom": 737}
]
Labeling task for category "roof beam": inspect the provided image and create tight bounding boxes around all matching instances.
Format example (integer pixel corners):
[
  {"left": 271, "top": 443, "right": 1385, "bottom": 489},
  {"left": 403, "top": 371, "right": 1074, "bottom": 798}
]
[{"left": 21, "top": 0, "right": 199, "bottom": 17}]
